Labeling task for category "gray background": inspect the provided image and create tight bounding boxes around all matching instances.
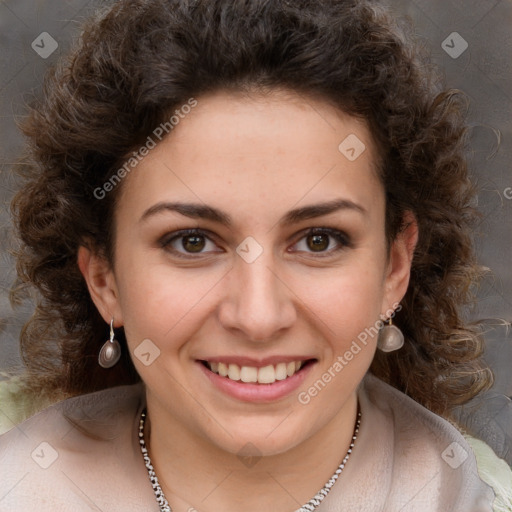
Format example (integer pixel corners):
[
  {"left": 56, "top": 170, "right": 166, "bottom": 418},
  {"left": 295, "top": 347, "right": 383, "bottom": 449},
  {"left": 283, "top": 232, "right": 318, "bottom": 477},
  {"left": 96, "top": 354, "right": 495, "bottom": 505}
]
[{"left": 0, "top": 0, "right": 511, "bottom": 460}]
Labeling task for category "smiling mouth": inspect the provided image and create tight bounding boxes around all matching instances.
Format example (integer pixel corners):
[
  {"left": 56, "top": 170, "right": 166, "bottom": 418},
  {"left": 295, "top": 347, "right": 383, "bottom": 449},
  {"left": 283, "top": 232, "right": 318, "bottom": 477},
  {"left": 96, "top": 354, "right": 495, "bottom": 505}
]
[{"left": 200, "top": 359, "right": 316, "bottom": 384}]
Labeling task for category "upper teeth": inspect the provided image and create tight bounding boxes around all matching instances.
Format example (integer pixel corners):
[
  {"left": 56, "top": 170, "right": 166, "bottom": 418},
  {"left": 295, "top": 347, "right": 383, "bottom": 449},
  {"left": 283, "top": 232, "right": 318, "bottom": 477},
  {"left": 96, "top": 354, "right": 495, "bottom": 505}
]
[{"left": 207, "top": 361, "right": 303, "bottom": 384}]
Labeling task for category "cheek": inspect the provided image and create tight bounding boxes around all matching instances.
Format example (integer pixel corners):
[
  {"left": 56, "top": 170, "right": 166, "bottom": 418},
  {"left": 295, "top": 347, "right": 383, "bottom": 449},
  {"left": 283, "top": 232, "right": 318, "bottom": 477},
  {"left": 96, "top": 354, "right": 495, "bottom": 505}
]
[
  {"left": 294, "top": 259, "right": 386, "bottom": 341},
  {"left": 114, "top": 256, "right": 225, "bottom": 348}
]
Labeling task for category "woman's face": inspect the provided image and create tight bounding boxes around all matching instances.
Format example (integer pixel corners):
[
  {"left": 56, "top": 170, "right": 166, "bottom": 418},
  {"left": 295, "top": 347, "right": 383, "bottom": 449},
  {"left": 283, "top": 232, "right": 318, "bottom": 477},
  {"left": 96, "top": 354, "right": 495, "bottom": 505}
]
[{"left": 84, "top": 89, "right": 415, "bottom": 456}]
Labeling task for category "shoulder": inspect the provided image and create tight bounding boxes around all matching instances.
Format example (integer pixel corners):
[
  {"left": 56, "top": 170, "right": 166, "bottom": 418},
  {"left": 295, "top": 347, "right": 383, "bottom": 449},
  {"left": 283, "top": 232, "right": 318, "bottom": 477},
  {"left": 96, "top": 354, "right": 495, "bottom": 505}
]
[
  {"left": 465, "top": 435, "right": 512, "bottom": 512},
  {"left": 360, "top": 373, "right": 496, "bottom": 511},
  {"left": 0, "top": 383, "right": 148, "bottom": 511},
  {"left": 0, "top": 375, "right": 66, "bottom": 434}
]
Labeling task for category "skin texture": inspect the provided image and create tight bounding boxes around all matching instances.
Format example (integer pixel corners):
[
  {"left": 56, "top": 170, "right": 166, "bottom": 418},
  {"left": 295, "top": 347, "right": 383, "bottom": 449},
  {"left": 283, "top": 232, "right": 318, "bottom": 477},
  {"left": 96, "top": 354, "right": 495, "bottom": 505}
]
[{"left": 78, "top": 89, "right": 418, "bottom": 511}]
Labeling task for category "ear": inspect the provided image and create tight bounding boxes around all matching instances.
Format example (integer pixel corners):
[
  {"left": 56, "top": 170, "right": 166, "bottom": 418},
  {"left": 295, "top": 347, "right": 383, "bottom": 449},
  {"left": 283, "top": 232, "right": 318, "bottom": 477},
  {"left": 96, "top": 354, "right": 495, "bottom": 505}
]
[
  {"left": 381, "top": 210, "right": 418, "bottom": 315},
  {"left": 77, "top": 245, "right": 124, "bottom": 326}
]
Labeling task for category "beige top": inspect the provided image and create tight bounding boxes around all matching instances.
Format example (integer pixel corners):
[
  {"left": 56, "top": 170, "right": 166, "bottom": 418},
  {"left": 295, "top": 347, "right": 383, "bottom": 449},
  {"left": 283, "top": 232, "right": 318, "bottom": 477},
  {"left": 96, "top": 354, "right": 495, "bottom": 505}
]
[{"left": 0, "top": 373, "right": 495, "bottom": 511}]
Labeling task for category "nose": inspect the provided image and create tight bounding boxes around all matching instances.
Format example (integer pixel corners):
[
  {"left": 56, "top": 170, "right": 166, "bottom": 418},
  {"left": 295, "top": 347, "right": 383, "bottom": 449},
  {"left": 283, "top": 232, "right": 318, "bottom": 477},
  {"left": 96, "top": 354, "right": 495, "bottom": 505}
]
[{"left": 217, "top": 250, "right": 296, "bottom": 343}]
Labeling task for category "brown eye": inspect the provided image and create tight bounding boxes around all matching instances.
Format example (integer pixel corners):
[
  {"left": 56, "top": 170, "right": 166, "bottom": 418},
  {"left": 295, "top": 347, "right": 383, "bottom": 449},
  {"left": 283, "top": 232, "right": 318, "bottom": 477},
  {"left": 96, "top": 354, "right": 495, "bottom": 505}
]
[
  {"left": 307, "top": 233, "right": 330, "bottom": 251},
  {"left": 160, "top": 229, "right": 223, "bottom": 258},
  {"left": 291, "top": 227, "right": 351, "bottom": 256},
  {"left": 182, "top": 234, "right": 206, "bottom": 253}
]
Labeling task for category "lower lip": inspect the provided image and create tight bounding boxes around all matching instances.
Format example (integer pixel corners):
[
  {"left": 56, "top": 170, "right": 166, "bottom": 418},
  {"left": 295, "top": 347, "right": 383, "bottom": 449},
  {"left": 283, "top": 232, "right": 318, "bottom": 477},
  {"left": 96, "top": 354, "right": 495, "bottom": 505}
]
[{"left": 197, "top": 361, "right": 315, "bottom": 403}]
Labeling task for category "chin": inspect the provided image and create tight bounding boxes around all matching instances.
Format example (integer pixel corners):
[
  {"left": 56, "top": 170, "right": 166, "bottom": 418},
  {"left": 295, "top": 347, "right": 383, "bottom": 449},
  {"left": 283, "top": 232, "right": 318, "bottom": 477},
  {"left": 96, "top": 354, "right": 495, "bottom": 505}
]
[{"left": 203, "top": 417, "right": 311, "bottom": 459}]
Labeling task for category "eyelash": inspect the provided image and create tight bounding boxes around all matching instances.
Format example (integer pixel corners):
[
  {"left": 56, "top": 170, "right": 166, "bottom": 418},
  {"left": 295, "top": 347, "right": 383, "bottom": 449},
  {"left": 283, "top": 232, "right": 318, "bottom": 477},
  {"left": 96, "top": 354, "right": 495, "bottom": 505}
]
[{"left": 159, "top": 227, "right": 352, "bottom": 259}]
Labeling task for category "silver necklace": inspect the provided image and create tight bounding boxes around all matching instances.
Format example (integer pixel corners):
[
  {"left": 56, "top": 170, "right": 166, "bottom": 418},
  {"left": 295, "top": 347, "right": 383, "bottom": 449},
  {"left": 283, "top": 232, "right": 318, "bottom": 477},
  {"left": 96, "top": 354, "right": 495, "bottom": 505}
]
[{"left": 139, "top": 405, "right": 361, "bottom": 512}]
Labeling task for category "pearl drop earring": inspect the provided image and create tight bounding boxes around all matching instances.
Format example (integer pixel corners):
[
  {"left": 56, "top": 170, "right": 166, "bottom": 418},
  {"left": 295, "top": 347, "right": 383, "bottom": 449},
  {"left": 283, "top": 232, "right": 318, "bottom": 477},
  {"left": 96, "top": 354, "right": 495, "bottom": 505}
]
[
  {"left": 377, "top": 317, "right": 404, "bottom": 352},
  {"left": 98, "top": 318, "right": 122, "bottom": 368}
]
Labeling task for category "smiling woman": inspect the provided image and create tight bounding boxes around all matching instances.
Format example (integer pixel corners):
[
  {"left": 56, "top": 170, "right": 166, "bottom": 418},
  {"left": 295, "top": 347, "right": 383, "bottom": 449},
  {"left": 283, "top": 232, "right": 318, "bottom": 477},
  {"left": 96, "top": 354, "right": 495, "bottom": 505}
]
[{"left": 1, "top": 0, "right": 510, "bottom": 511}]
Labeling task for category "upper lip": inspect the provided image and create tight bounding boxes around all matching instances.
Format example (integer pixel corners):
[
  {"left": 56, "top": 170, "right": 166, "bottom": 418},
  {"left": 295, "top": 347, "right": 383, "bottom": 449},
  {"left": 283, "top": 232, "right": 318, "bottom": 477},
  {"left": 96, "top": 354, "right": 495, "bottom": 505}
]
[{"left": 197, "top": 356, "right": 316, "bottom": 368}]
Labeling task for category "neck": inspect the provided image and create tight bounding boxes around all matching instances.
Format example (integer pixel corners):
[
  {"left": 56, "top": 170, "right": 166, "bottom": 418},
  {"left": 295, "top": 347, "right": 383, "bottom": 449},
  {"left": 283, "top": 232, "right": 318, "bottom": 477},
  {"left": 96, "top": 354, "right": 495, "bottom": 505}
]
[{"left": 144, "top": 393, "right": 359, "bottom": 512}]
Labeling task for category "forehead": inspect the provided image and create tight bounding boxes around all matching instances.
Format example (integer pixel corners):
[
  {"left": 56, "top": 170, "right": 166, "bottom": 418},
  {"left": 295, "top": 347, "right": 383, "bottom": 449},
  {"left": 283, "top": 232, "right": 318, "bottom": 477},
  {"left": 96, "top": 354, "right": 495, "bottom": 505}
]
[{"left": 115, "top": 89, "right": 383, "bottom": 225}]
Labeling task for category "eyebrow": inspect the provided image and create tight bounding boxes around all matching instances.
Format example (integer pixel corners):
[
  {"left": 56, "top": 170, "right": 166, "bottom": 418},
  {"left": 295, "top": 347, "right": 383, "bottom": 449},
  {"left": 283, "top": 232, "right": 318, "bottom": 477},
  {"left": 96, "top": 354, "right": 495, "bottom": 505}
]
[{"left": 140, "top": 198, "right": 366, "bottom": 226}]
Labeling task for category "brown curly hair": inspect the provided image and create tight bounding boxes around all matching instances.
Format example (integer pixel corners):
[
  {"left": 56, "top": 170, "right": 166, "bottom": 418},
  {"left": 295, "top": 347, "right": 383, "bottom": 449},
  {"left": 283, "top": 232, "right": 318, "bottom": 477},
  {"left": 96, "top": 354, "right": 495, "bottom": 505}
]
[{"left": 9, "top": 0, "right": 493, "bottom": 418}]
